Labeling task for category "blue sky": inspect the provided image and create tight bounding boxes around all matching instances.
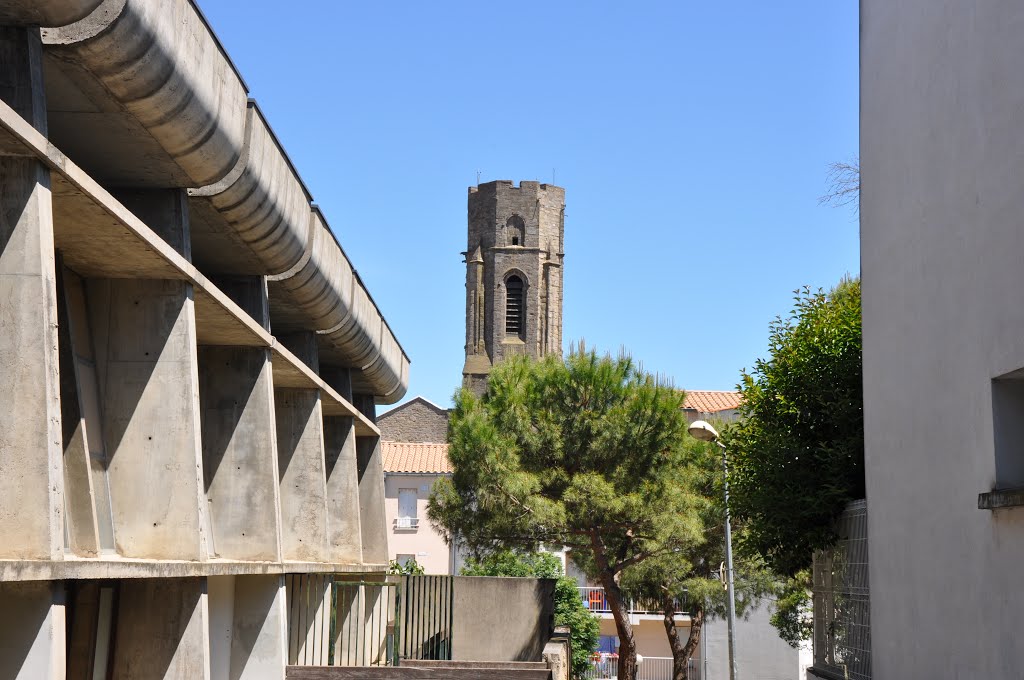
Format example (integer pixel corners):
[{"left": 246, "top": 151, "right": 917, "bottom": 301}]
[{"left": 200, "top": 1, "right": 859, "bottom": 409}]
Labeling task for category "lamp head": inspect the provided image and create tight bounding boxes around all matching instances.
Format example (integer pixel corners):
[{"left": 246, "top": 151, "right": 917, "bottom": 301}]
[{"left": 688, "top": 419, "right": 720, "bottom": 442}]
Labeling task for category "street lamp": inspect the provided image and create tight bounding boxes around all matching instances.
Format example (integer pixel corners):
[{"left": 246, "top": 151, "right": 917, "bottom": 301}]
[{"left": 688, "top": 419, "right": 738, "bottom": 680}]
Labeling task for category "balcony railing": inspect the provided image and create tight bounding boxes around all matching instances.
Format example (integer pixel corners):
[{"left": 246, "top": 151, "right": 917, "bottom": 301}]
[
  {"left": 394, "top": 517, "right": 419, "bottom": 530},
  {"left": 579, "top": 587, "right": 688, "bottom": 616},
  {"left": 584, "top": 655, "right": 701, "bottom": 680}
]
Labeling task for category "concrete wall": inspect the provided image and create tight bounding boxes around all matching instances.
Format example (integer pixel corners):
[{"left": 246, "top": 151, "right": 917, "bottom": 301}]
[
  {"left": 378, "top": 399, "right": 448, "bottom": 443},
  {"left": 451, "top": 576, "right": 555, "bottom": 662},
  {"left": 702, "top": 602, "right": 798, "bottom": 680},
  {"left": 861, "top": 1, "right": 1024, "bottom": 676},
  {"left": 384, "top": 473, "right": 452, "bottom": 574}
]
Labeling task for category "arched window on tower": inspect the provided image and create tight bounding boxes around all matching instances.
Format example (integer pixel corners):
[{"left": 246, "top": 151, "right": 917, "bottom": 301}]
[
  {"left": 507, "top": 215, "right": 526, "bottom": 247},
  {"left": 505, "top": 275, "right": 525, "bottom": 339}
]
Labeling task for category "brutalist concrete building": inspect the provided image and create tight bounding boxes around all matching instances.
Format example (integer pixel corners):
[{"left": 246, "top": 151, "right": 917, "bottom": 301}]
[{"left": 0, "top": 0, "right": 409, "bottom": 677}]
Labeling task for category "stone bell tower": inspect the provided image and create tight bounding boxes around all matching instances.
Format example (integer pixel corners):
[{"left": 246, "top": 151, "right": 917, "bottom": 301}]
[{"left": 462, "top": 180, "right": 565, "bottom": 395}]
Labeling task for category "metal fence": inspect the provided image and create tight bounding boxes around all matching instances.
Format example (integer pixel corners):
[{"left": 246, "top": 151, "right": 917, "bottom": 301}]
[
  {"left": 578, "top": 587, "right": 687, "bottom": 616},
  {"left": 399, "top": 575, "right": 454, "bottom": 661},
  {"left": 286, "top": 575, "right": 398, "bottom": 667},
  {"left": 812, "top": 498, "right": 871, "bottom": 680},
  {"left": 285, "top": 575, "right": 457, "bottom": 667},
  {"left": 584, "top": 655, "right": 701, "bottom": 680}
]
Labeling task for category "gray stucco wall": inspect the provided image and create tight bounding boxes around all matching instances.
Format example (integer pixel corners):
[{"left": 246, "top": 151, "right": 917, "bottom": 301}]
[
  {"left": 702, "top": 601, "right": 799, "bottom": 680},
  {"left": 862, "top": 1, "right": 1024, "bottom": 676},
  {"left": 451, "top": 576, "right": 556, "bottom": 662},
  {"left": 378, "top": 399, "right": 449, "bottom": 443}
]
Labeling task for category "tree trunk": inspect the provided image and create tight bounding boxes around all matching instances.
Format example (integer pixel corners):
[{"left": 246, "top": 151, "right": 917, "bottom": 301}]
[
  {"left": 600, "top": 569, "right": 637, "bottom": 680},
  {"left": 590, "top": 535, "right": 637, "bottom": 680},
  {"left": 661, "top": 594, "right": 689, "bottom": 680},
  {"left": 680, "top": 605, "right": 705, "bottom": 680}
]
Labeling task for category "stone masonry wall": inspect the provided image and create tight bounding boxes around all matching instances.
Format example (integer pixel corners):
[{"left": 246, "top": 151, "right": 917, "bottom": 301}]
[{"left": 378, "top": 399, "right": 449, "bottom": 443}]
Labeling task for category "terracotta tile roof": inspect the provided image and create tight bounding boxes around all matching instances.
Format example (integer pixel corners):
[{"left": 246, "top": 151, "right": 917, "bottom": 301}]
[
  {"left": 382, "top": 441, "right": 452, "bottom": 474},
  {"left": 682, "top": 390, "right": 743, "bottom": 414}
]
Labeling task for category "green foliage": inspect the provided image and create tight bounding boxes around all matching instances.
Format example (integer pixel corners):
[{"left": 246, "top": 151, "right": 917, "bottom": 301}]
[
  {"left": 769, "top": 571, "right": 813, "bottom": 647},
  {"left": 428, "top": 347, "right": 706, "bottom": 679},
  {"left": 461, "top": 550, "right": 563, "bottom": 579},
  {"left": 461, "top": 549, "right": 599, "bottom": 679},
  {"left": 429, "top": 347, "right": 703, "bottom": 563},
  {"left": 387, "top": 558, "right": 425, "bottom": 575},
  {"left": 725, "top": 277, "right": 863, "bottom": 578}
]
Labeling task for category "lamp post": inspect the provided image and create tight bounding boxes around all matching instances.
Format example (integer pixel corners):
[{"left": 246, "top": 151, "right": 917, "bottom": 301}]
[{"left": 688, "top": 419, "right": 738, "bottom": 680}]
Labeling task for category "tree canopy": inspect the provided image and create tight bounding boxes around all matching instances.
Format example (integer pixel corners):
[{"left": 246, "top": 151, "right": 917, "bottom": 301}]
[
  {"left": 619, "top": 430, "right": 776, "bottom": 679},
  {"left": 724, "top": 278, "right": 863, "bottom": 578},
  {"left": 428, "top": 347, "right": 705, "bottom": 680}
]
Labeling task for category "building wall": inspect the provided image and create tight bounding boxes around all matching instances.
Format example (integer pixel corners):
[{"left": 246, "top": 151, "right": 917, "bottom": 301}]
[
  {"left": 378, "top": 399, "right": 449, "bottom": 443},
  {"left": 597, "top": 618, "right": 693, "bottom": 659},
  {"left": 862, "top": 1, "right": 1024, "bottom": 676},
  {"left": 384, "top": 473, "right": 452, "bottom": 574},
  {"left": 702, "top": 602, "right": 799, "bottom": 680}
]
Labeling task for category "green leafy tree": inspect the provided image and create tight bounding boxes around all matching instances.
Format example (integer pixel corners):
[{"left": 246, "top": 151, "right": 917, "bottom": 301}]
[
  {"left": 428, "top": 347, "right": 704, "bottom": 680},
  {"left": 461, "top": 550, "right": 599, "bottom": 679},
  {"left": 724, "top": 278, "right": 862, "bottom": 640},
  {"left": 620, "top": 431, "right": 776, "bottom": 680}
]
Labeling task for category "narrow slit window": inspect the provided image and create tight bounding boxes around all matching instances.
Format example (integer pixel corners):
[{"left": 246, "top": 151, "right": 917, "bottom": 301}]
[{"left": 505, "top": 275, "right": 524, "bottom": 339}]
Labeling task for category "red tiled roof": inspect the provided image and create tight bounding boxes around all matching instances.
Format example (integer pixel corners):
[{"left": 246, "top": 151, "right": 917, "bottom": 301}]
[
  {"left": 382, "top": 441, "right": 452, "bottom": 474},
  {"left": 682, "top": 390, "right": 743, "bottom": 413}
]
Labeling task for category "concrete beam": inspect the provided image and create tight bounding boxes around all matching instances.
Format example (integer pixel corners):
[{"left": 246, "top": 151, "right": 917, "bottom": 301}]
[
  {"left": 0, "top": 27, "right": 64, "bottom": 561},
  {"left": 0, "top": 0, "right": 104, "bottom": 28},
  {"left": 0, "top": 98, "right": 385, "bottom": 431},
  {"left": 0, "top": 559, "right": 387, "bottom": 583},
  {"left": 42, "top": 0, "right": 248, "bottom": 187}
]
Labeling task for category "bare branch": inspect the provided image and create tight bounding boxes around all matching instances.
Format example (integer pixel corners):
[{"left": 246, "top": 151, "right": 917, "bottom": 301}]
[{"left": 820, "top": 158, "right": 860, "bottom": 212}]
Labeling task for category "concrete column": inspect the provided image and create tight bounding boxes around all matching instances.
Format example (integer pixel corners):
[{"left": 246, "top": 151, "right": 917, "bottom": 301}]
[
  {"left": 324, "top": 416, "right": 363, "bottom": 564},
  {"left": 322, "top": 368, "right": 362, "bottom": 564},
  {"left": 276, "top": 334, "right": 329, "bottom": 562},
  {"left": 112, "top": 578, "right": 211, "bottom": 680},
  {"left": 87, "top": 190, "right": 207, "bottom": 560},
  {"left": 0, "top": 582, "right": 66, "bottom": 680},
  {"left": 56, "top": 263, "right": 101, "bottom": 557},
  {"left": 230, "top": 575, "right": 288, "bottom": 680},
  {"left": 0, "top": 27, "right": 64, "bottom": 560},
  {"left": 198, "top": 276, "right": 281, "bottom": 561},
  {"left": 354, "top": 394, "right": 388, "bottom": 565}
]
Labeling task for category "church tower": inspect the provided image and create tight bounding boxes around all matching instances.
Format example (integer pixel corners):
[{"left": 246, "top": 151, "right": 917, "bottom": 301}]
[{"left": 462, "top": 180, "right": 565, "bottom": 395}]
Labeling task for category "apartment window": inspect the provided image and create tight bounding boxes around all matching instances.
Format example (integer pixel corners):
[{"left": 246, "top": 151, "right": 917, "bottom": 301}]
[
  {"left": 505, "top": 275, "right": 524, "bottom": 339},
  {"left": 396, "top": 554, "right": 415, "bottom": 568},
  {"left": 396, "top": 488, "right": 418, "bottom": 529}
]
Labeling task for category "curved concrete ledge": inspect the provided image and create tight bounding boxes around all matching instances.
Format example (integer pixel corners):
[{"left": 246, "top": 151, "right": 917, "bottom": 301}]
[
  {"left": 274, "top": 211, "right": 409, "bottom": 402},
  {"left": 190, "top": 101, "right": 313, "bottom": 275},
  {"left": 42, "top": 0, "right": 247, "bottom": 186},
  {"left": 0, "top": 0, "right": 104, "bottom": 27}
]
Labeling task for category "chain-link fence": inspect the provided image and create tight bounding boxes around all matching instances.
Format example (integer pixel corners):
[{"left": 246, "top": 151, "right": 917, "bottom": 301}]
[{"left": 812, "top": 498, "right": 871, "bottom": 680}]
